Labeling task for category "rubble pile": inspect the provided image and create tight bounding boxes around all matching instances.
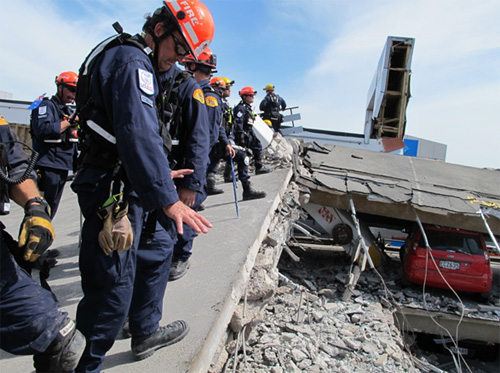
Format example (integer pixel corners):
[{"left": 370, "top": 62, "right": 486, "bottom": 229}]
[{"left": 212, "top": 136, "right": 498, "bottom": 372}]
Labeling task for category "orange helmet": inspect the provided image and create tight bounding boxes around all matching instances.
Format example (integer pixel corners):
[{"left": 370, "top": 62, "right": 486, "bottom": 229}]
[
  {"left": 210, "top": 77, "right": 226, "bottom": 89},
  {"left": 163, "top": 0, "right": 215, "bottom": 59},
  {"left": 55, "top": 71, "right": 78, "bottom": 87},
  {"left": 239, "top": 86, "right": 257, "bottom": 97},
  {"left": 181, "top": 53, "right": 196, "bottom": 66},
  {"left": 196, "top": 48, "right": 217, "bottom": 69}
]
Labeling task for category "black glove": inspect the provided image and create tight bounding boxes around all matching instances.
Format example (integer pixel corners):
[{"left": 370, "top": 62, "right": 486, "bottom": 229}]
[{"left": 18, "top": 200, "right": 55, "bottom": 262}]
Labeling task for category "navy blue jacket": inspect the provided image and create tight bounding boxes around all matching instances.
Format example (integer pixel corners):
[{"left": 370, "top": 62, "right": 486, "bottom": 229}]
[
  {"left": 73, "top": 35, "right": 179, "bottom": 211},
  {"left": 232, "top": 101, "right": 255, "bottom": 147},
  {"left": 259, "top": 93, "right": 286, "bottom": 114},
  {"left": 161, "top": 66, "right": 210, "bottom": 192},
  {"left": 199, "top": 79, "right": 222, "bottom": 150},
  {"left": 30, "top": 96, "right": 77, "bottom": 170},
  {"left": 0, "top": 123, "right": 37, "bottom": 182}
]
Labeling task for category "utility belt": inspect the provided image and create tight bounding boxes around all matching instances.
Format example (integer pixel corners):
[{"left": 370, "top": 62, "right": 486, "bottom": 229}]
[{"left": 43, "top": 127, "right": 79, "bottom": 145}]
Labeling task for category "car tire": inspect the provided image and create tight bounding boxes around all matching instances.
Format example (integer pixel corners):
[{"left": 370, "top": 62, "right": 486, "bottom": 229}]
[{"left": 478, "top": 291, "right": 491, "bottom": 303}]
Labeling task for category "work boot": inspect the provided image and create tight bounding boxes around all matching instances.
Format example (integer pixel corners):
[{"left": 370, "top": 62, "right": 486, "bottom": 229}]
[
  {"left": 33, "top": 318, "right": 86, "bottom": 372},
  {"left": 131, "top": 320, "right": 190, "bottom": 361},
  {"left": 255, "top": 165, "right": 271, "bottom": 175},
  {"left": 169, "top": 259, "right": 190, "bottom": 281},
  {"left": 206, "top": 172, "right": 224, "bottom": 195},
  {"left": 242, "top": 180, "right": 266, "bottom": 201},
  {"left": 223, "top": 161, "right": 234, "bottom": 183}
]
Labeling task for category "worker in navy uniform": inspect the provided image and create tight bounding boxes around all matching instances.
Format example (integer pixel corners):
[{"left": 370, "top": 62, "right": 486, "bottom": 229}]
[
  {"left": 164, "top": 50, "right": 231, "bottom": 281},
  {"left": 30, "top": 71, "right": 79, "bottom": 219},
  {"left": 147, "top": 50, "right": 212, "bottom": 283},
  {"left": 0, "top": 121, "right": 85, "bottom": 372},
  {"left": 259, "top": 84, "right": 287, "bottom": 134},
  {"left": 70, "top": 1, "right": 214, "bottom": 371},
  {"left": 222, "top": 87, "right": 266, "bottom": 201},
  {"left": 204, "top": 76, "right": 236, "bottom": 195},
  {"left": 220, "top": 77, "right": 238, "bottom": 183},
  {"left": 233, "top": 87, "right": 271, "bottom": 176}
]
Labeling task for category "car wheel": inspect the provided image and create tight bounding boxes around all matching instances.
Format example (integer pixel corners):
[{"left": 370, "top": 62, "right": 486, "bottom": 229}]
[{"left": 478, "top": 291, "right": 491, "bottom": 303}]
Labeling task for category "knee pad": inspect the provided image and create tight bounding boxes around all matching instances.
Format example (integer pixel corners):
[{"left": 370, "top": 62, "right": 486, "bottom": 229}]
[{"left": 33, "top": 319, "right": 86, "bottom": 372}]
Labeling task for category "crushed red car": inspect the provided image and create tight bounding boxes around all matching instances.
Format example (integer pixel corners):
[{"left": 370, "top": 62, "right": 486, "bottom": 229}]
[{"left": 400, "top": 224, "right": 492, "bottom": 299}]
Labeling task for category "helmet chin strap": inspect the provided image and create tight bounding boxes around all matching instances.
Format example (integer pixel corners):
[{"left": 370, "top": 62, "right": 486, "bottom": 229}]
[{"left": 151, "top": 31, "right": 170, "bottom": 71}]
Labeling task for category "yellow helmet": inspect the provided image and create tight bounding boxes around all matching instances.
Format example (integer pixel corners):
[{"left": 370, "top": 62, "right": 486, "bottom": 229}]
[
  {"left": 221, "top": 77, "right": 235, "bottom": 87},
  {"left": 264, "top": 84, "right": 274, "bottom": 91},
  {"left": 264, "top": 119, "right": 272, "bottom": 127}
]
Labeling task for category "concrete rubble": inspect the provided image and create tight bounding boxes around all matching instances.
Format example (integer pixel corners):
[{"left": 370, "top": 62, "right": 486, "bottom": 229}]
[{"left": 212, "top": 135, "right": 499, "bottom": 372}]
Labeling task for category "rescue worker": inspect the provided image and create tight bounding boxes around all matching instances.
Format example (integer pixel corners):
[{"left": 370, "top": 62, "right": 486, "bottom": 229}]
[
  {"left": 165, "top": 49, "right": 222, "bottom": 280},
  {"left": 233, "top": 86, "right": 271, "bottom": 175},
  {"left": 157, "top": 49, "right": 214, "bottom": 281},
  {"left": 204, "top": 76, "right": 236, "bottom": 195},
  {"left": 70, "top": 1, "right": 214, "bottom": 370},
  {"left": 259, "top": 84, "right": 287, "bottom": 134},
  {"left": 0, "top": 120, "right": 85, "bottom": 372},
  {"left": 221, "top": 77, "right": 237, "bottom": 183},
  {"left": 30, "top": 71, "right": 79, "bottom": 219},
  {"left": 228, "top": 87, "right": 267, "bottom": 200}
]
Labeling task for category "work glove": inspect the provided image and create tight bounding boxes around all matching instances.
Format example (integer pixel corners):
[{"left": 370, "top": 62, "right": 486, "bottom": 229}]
[
  {"left": 18, "top": 202, "right": 55, "bottom": 262},
  {"left": 97, "top": 201, "right": 133, "bottom": 255}
]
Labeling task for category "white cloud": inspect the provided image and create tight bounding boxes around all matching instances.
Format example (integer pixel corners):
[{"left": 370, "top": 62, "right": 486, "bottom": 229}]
[{"left": 286, "top": 0, "right": 500, "bottom": 168}]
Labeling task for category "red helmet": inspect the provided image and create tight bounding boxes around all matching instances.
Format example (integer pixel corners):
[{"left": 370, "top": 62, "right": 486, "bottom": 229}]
[
  {"left": 55, "top": 71, "right": 78, "bottom": 87},
  {"left": 239, "top": 86, "right": 257, "bottom": 97},
  {"left": 196, "top": 48, "right": 217, "bottom": 69},
  {"left": 163, "top": 0, "right": 215, "bottom": 59},
  {"left": 181, "top": 53, "right": 196, "bottom": 66},
  {"left": 210, "top": 77, "right": 226, "bottom": 89}
]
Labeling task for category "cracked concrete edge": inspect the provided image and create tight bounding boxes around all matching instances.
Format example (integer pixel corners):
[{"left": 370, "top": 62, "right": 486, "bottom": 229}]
[{"left": 189, "top": 167, "right": 294, "bottom": 373}]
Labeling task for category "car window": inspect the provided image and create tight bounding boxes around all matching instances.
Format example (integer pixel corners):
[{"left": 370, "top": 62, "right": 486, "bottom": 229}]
[{"left": 418, "top": 230, "right": 483, "bottom": 255}]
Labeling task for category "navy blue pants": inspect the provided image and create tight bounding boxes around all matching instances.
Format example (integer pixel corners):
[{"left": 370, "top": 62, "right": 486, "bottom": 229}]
[
  {"left": 172, "top": 189, "right": 207, "bottom": 262},
  {"left": 128, "top": 214, "right": 175, "bottom": 336},
  {"left": 37, "top": 166, "right": 69, "bottom": 218},
  {"left": 0, "top": 228, "right": 67, "bottom": 356},
  {"left": 72, "top": 169, "right": 176, "bottom": 373}
]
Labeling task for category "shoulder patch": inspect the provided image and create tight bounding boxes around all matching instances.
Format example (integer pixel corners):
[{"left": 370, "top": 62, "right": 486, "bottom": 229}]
[
  {"left": 193, "top": 88, "right": 205, "bottom": 104},
  {"left": 205, "top": 96, "right": 219, "bottom": 108},
  {"left": 38, "top": 106, "right": 47, "bottom": 116},
  {"left": 138, "top": 68, "right": 154, "bottom": 95}
]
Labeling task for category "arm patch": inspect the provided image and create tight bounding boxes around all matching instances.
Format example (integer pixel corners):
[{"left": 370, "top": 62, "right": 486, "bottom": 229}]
[
  {"left": 193, "top": 88, "right": 205, "bottom": 104},
  {"left": 205, "top": 96, "right": 219, "bottom": 107}
]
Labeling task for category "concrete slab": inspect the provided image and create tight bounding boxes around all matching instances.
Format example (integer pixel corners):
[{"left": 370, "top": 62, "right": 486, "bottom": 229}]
[{"left": 0, "top": 166, "right": 293, "bottom": 373}]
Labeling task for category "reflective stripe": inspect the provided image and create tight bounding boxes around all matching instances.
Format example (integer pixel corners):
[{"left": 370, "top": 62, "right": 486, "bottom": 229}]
[
  {"left": 183, "top": 21, "right": 199, "bottom": 46},
  {"left": 170, "top": 1, "right": 181, "bottom": 11},
  {"left": 82, "top": 35, "right": 121, "bottom": 75},
  {"left": 87, "top": 120, "right": 116, "bottom": 144}
]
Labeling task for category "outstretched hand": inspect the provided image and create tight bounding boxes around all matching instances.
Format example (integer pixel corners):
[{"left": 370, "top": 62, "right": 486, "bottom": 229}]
[
  {"left": 163, "top": 201, "right": 212, "bottom": 235},
  {"left": 171, "top": 169, "right": 194, "bottom": 179}
]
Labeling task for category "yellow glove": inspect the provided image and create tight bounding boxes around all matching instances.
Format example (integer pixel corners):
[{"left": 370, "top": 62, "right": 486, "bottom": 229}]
[
  {"left": 97, "top": 201, "right": 133, "bottom": 255},
  {"left": 18, "top": 200, "right": 56, "bottom": 262}
]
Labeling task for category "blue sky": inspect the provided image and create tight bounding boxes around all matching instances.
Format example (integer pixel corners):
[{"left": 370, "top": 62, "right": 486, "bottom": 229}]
[{"left": 1, "top": 0, "right": 499, "bottom": 169}]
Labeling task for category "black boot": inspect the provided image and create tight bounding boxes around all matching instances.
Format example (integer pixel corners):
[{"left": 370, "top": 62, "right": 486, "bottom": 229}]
[
  {"left": 255, "top": 165, "right": 271, "bottom": 174},
  {"left": 242, "top": 180, "right": 266, "bottom": 201},
  {"left": 223, "top": 161, "right": 234, "bottom": 183},
  {"left": 131, "top": 320, "right": 190, "bottom": 361},
  {"left": 33, "top": 318, "right": 86, "bottom": 372},
  {"left": 206, "top": 172, "right": 224, "bottom": 195}
]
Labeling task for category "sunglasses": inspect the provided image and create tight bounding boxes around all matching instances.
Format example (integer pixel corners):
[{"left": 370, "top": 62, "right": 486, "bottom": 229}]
[
  {"left": 171, "top": 34, "right": 189, "bottom": 56},
  {"left": 65, "top": 85, "right": 77, "bottom": 93}
]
